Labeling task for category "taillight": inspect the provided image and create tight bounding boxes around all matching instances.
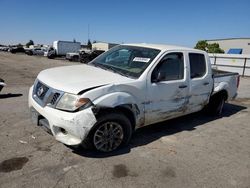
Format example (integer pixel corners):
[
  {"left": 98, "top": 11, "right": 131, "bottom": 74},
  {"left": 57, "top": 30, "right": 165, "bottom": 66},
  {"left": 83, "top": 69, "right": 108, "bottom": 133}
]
[{"left": 237, "top": 75, "right": 240, "bottom": 89}]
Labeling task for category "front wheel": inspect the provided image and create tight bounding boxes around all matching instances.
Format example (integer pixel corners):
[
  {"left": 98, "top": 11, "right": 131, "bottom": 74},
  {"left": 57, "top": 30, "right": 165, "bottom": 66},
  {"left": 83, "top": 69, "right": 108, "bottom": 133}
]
[{"left": 88, "top": 112, "right": 132, "bottom": 152}]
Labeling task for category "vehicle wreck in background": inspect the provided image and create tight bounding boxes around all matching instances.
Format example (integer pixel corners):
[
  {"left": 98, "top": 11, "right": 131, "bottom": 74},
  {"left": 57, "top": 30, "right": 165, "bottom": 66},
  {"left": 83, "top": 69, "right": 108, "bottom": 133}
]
[
  {"left": 66, "top": 50, "right": 105, "bottom": 63},
  {"left": 45, "top": 40, "right": 81, "bottom": 59},
  {"left": 25, "top": 47, "right": 48, "bottom": 56},
  {"left": 29, "top": 44, "right": 239, "bottom": 152}
]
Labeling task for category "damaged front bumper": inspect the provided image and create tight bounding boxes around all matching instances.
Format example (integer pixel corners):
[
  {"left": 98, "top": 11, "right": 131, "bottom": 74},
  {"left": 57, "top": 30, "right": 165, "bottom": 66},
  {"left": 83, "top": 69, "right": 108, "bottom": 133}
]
[{"left": 28, "top": 87, "right": 97, "bottom": 145}]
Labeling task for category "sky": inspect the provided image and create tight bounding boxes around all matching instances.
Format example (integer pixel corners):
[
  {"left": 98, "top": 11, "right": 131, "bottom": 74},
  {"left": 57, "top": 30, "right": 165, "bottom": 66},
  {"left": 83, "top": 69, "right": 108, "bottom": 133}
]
[{"left": 0, "top": 0, "right": 249, "bottom": 47}]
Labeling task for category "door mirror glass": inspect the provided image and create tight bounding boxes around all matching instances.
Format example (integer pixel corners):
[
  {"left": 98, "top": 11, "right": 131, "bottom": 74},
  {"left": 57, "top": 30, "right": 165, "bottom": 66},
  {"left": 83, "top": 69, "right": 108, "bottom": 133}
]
[{"left": 152, "top": 70, "right": 165, "bottom": 83}]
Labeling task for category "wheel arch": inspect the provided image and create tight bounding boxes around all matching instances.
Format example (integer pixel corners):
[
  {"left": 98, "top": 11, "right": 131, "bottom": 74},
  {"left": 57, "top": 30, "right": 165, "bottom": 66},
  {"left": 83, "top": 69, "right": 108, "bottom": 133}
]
[
  {"left": 212, "top": 89, "right": 228, "bottom": 101},
  {"left": 94, "top": 104, "right": 137, "bottom": 131}
]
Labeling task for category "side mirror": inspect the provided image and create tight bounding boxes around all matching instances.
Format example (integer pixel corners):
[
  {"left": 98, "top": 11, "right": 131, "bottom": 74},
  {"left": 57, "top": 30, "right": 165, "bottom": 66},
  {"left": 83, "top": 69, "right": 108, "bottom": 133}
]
[{"left": 152, "top": 71, "right": 165, "bottom": 83}]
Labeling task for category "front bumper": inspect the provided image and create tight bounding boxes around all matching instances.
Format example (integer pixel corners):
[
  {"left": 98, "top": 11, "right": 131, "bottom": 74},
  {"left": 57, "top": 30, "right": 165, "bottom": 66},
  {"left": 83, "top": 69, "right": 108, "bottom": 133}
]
[{"left": 28, "top": 86, "right": 97, "bottom": 145}]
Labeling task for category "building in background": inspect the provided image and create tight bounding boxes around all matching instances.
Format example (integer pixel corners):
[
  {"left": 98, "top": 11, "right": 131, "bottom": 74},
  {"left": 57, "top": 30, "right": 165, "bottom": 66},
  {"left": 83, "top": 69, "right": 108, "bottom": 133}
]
[
  {"left": 92, "top": 42, "right": 118, "bottom": 51},
  {"left": 207, "top": 38, "right": 250, "bottom": 54}
]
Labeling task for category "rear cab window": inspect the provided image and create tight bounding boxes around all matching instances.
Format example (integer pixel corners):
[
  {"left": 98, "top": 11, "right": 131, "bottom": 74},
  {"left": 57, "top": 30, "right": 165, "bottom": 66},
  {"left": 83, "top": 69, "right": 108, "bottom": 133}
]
[{"left": 189, "top": 53, "right": 206, "bottom": 79}]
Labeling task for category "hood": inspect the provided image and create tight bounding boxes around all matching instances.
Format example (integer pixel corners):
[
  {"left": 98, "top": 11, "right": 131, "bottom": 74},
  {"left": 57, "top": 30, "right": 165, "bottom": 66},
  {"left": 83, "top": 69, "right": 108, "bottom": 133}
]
[{"left": 37, "top": 64, "right": 133, "bottom": 94}]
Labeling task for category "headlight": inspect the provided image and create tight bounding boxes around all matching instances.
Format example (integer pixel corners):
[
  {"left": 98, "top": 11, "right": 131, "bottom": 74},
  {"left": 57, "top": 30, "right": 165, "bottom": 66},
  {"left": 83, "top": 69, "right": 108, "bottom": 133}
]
[{"left": 56, "top": 93, "right": 92, "bottom": 111}]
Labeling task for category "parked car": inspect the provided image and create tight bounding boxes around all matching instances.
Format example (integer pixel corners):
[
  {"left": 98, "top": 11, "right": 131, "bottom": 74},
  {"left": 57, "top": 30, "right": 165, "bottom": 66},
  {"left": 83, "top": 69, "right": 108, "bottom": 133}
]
[
  {"left": 0, "top": 46, "right": 9, "bottom": 51},
  {"left": 80, "top": 50, "right": 105, "bottom": 63},
  {"left": 66, "top": 52, "right": 80, "bottom": 61},
  {"left": 29, "top": 44, "right": 240, "bottom": 152},
  {"left": 25, "top": 48, "right": 47, "bottom": 56},
  {"left": 66, "top": 49, "right": 90, "bottom": 62},
  {"left": 10, "top": 46, "right": 25, "bottom": 54},
  {"left": 0, "top": 78, "right": 6, "bottom": 92}
]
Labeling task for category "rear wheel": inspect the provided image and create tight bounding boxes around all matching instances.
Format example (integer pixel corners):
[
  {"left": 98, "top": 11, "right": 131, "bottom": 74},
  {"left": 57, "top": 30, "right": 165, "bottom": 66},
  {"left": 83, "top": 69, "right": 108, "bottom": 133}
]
[
  {"left": 215, "top": 97, "right": 225, "bottom": 115},
  {"left": 88, "top": 112, "right": 132, "bottom": 152},
  {"left": 207, "top": 93, "right": 226, "bottom": 116}
]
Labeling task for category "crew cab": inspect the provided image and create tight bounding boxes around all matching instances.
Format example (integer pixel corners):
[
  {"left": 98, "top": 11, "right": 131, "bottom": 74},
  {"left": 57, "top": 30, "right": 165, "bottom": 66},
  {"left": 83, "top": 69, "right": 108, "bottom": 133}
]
[{"left": 29, "top": 44, "right": 239, "bottom": 152}]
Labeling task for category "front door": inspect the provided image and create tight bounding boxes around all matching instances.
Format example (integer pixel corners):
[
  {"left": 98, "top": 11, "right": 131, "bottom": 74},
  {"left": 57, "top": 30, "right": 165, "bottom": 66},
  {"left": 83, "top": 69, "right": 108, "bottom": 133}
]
[{"left": 145, "top": 52, "right": 189, "bottom": 125}]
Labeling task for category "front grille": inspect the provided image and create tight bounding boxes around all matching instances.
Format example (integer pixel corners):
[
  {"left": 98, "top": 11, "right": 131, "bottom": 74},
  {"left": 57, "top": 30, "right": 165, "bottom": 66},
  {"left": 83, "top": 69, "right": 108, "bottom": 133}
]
[
  {"left": 35, "top": 81, "right": 49, "bottom": 100},
  {"left": 32, "top": 80, "right": 63, "bottom": 107}
]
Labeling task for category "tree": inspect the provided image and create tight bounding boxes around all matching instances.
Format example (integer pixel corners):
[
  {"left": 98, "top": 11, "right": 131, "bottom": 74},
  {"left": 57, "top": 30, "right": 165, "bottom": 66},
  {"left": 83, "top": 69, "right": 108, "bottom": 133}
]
[
  {"left": 26, "top": 40, "right": 34, "bottom": 47},
  {"left": 194, "top": 40, "right": 224, "bottom": 53},
  {"left": 194, "top": 40, "right": 208, "bottom": 51},
  {"left": 207, "top": 43, "right": 224, "bottom": 53},
  {"left": 87, "top": 39, "right": 92, "bottom": 49}
]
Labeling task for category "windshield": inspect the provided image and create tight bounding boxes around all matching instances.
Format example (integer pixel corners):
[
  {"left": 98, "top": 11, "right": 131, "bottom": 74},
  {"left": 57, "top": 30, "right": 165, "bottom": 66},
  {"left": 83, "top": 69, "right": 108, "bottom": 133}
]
[{"left": 89, "top": 45, "right": 160, "bottom": 78}]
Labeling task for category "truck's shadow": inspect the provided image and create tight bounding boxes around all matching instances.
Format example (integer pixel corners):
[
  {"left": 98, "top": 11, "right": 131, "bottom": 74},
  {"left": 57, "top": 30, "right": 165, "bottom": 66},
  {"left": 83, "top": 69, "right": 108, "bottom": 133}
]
[
  {"left": 72, "top": 102, "right": 247, "bottom": 158},
  {"left": 0, "top": 93, "right": 23, "bottom": 99}
]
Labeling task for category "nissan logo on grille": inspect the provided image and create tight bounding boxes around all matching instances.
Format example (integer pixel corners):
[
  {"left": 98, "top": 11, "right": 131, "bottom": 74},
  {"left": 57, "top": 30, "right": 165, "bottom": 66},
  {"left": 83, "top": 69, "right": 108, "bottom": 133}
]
[{"left": 37, "top": 86, "right": 44, "bottom": 97}]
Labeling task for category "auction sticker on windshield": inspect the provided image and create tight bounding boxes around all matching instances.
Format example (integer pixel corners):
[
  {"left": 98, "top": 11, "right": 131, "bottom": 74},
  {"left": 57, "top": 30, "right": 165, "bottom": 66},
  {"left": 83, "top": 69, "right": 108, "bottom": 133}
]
[{"left": 133, "top": 57, "right": 151, "bottom": 63}]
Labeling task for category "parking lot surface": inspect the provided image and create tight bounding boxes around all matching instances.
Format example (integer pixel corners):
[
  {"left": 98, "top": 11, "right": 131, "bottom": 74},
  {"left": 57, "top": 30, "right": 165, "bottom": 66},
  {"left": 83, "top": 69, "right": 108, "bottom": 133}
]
[{"left": 0, "top": 52, "right": 250, "bottom": 188}]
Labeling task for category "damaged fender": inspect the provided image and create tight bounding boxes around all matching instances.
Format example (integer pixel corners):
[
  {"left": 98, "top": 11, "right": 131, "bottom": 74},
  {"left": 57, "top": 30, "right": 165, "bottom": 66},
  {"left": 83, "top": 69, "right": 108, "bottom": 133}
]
[
  {"left": 92, "top": 92, "right": 142, "bottom": 128},
  {"left": 213, "top": 82, "right": 229, "bottom": 97},
  {"left": 93, "top": 92, "right": 137, "bottom": 107}
]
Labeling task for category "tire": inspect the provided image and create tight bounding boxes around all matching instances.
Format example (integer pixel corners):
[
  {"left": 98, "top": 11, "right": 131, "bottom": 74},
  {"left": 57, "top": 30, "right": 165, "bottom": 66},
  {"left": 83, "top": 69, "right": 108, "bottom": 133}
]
[
  {"left": 80, "top": 57, "right": 90, "bottom": 64},
  {"left": 27, "top": 51, "right": 33, "bottom": 56},
  {"left": 215, "top": 97, "right": 225, "bottom": 115},
  {"left": 48, "top": 54, "right": 55, "bottom": 59},
  {"left": 207, "top": 94, "right": 226, "bottom": 116},
  {"left": 85, "top": 112, "right": 132, "bottom": 152},
  {"left": 72, "top": 56, "right": 79, "bottom": 62}
]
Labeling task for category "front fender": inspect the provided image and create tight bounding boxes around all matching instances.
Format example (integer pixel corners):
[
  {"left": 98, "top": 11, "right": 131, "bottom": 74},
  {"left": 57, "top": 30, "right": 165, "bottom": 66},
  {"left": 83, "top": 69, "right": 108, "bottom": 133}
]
[
  {"left": 93, "top": 92, "right": 137, "bottom": 107},
  {"left": 92, "top": 92, "right": 144, "bottom": 128}
]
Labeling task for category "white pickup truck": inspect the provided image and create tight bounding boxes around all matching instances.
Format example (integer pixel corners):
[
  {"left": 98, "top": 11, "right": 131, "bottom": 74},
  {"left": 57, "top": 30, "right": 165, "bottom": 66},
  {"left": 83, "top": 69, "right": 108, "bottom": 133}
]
[{"left": 29, "top": 44, "right": 240, "bottom": 152}]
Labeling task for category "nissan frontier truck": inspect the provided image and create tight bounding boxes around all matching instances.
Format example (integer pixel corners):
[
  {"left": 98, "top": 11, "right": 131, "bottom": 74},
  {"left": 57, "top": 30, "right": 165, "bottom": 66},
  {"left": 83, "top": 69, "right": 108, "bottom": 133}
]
[{"left": 29, "top": 44, "right": 239, "bottom": 152}]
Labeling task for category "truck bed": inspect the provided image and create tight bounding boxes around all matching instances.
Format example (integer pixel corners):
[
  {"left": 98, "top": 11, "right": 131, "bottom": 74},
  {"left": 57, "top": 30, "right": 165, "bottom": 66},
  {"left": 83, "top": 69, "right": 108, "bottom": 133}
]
[
  {"left": 212, "top": 69, "right": 239, "bottom": 78},
  {"left": 212, "top": 69, "right": 239, "bottom": 100}
]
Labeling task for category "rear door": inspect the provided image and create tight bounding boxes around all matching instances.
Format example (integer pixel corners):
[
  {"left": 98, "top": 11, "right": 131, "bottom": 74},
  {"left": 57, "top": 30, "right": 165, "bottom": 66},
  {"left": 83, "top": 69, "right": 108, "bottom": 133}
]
[
  {"left": 187, "top": 53, "right": 213, "bottom": 112},
  {"left": 145, "top": 51, "right": 189, "bottom": 125}
]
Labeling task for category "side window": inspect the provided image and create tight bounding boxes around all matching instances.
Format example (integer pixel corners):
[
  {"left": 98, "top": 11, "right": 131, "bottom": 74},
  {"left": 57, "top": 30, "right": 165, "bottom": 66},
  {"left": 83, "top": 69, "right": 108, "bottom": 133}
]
[
  {"left": 152, "top": 52, "right": 184, "bottom": 82},
  {"left": 189, "top": 53, "right": 206, "bottom": 78}
]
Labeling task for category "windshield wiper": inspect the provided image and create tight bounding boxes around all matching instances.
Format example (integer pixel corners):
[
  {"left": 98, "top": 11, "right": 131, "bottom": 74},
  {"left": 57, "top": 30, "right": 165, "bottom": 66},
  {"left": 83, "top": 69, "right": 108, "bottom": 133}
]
[
  {"left": 113, "top": 69, "right": 131, "bottom": 78},
  {"left": 91, "top": 62, "right": 108, "bottom": 70},
  {"left": 104, "top": 65, "right": 131, "bottom": 78},
  {"left": 92, "top": 62, "right": 132, "bottom": 78}
]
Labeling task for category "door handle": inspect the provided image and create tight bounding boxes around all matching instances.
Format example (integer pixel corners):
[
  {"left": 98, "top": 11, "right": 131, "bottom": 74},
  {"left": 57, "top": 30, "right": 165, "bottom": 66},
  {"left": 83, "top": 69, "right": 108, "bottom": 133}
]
[
  {"left": 179, "top": 85, "right": 187, "bottom": 89},
  {"left": 203, "top": 82, "right": 209, "bottom": 85}
]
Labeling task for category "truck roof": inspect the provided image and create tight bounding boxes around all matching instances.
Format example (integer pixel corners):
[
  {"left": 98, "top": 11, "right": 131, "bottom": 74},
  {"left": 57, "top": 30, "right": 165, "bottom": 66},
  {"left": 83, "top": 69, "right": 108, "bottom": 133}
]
[{"left": 122, "top": 43, "right": 203, "bottom": 53}]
